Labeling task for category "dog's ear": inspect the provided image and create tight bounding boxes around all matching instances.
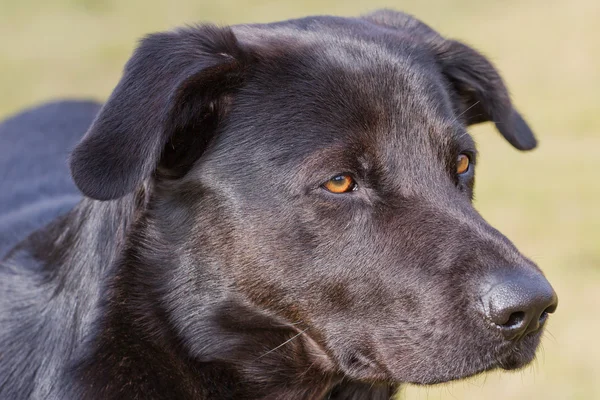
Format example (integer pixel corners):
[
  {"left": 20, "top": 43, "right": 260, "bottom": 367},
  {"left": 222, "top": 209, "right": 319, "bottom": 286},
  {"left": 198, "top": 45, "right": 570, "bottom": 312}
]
[
  {"left": 363, "top": 10, "right": 536, "bottom": 151},
  {"left": 434, "top": 40, "right": 537, "bottom": 151},
  {"left": 70, "top": 25, "right": 249, "bottom": 200}
]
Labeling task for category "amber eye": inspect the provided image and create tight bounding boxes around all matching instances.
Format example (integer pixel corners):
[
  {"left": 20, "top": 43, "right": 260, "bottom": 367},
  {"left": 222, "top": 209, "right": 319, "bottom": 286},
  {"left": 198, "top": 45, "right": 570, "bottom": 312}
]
[
  {"left": 323, "top": 175, "right": 357, "bottom": 193},
  {"left": 456, "top": 154, "right": 470, "bottom": 175}
]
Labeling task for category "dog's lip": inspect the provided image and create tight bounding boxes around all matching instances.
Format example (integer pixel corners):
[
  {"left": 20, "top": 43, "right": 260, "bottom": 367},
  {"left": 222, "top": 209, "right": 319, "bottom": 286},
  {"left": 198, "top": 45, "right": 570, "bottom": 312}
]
[
  {"left": 495, "top": 343, "right": 537, "bottom": 370},
  {"left": 490, "top": 330, "right": 541, "bottom": 371},
  {"left": 370, "top": 329, "right": 542, "bottom": 385},
  {"left": 496, "top": 348, "right": 532, "bottom": 370},
  {"left": 294, "top": 318, "right": 542, "bottom": 384}
]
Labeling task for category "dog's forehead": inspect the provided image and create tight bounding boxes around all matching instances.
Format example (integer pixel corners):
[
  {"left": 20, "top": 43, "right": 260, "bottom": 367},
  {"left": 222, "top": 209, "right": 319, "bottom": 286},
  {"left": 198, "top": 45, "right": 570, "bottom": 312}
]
[{"left": 230, "top": 21, "right": 464, "bottom": 162}]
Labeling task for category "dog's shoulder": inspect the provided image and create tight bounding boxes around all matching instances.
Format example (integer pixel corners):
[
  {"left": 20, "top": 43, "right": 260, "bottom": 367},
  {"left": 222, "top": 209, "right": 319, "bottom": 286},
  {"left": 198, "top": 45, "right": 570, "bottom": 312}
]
[
  {"left": 0, "top": 100, "right": 100, "bottom": 257},
  {"left": 0, "top": 100, "right": 102, "bottom": 398}
]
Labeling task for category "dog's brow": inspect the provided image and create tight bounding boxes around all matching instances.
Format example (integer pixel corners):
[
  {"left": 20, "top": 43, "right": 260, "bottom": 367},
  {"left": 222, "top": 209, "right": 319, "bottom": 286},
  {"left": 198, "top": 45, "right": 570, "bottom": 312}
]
[
  {"left": 454, "top": 128, "right": 477, "bottom": 153},
  {"left": 296, "top": 144, "right": 363, "bottom": 176}
]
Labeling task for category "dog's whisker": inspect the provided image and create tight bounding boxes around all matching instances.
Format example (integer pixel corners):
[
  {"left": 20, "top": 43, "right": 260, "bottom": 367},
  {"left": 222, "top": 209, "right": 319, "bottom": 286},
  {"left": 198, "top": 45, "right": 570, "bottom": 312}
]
[
  {"left": 269, "top": 320, "right": 304, "bottom": 328},
  {"left": 450, "top": 100, "right": 481, "bottom": 125},
  {"left": 256, "top": 327, "right": 309, "bottom": 360},
  {"left": 455, "top": 129, "right": 474, "bottom": 141},
  {"left": 543, "top": 329, "right": 557, "bottom": 343}
]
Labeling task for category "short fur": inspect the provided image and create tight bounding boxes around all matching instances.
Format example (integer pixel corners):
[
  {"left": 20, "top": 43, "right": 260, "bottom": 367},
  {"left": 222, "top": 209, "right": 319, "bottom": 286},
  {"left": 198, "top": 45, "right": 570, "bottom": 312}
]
[{"left": 1, "top": 10, "right": 553, "bottom": 399}]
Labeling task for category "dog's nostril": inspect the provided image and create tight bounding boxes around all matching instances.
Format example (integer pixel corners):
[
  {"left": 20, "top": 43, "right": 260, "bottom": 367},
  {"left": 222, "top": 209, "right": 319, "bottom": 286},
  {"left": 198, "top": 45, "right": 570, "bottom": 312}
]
[
  {"left": 538, "top": 311, "right": 548, "bottom": 325},
  {"left": 544, "top": 302, "right": 558, "bottom": 315},
  {"left": 502, "top": 311, "right": 525, "bottom": 329},
  {"left": 538, "top": 303, "right": 556, "bottom": 325}
]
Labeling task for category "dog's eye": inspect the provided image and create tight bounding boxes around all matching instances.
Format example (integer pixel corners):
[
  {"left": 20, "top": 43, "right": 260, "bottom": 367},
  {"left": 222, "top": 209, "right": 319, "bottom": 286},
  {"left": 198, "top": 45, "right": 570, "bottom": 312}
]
[
  {"left": 322, "top": 175, "right": 357, "bottom": 193},
  {"left": 456, "top": 154, "right": 470, "bottom": 175}
]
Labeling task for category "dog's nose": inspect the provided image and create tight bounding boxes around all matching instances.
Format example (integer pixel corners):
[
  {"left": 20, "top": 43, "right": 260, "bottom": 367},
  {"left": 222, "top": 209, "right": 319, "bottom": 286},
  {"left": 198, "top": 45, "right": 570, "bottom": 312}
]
[{"left": 481, "top": 270, "right": 558, "bottom": 340}]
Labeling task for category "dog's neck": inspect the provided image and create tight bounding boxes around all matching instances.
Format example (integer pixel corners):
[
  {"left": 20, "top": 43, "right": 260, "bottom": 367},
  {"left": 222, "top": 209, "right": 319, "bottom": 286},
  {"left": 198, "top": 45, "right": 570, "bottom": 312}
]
[
  {"left": 8, "top": 189, "right": 142, "bottom": 300},
  {"left": 0, "top": 190, "right": 143, "bottom": 398}
]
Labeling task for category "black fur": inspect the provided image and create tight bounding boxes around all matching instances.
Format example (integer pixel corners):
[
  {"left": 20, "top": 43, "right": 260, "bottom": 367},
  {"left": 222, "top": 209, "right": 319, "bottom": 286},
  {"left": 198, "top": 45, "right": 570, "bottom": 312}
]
[{"left": 1, "top": 10, "right": 553, "bottom": 399}]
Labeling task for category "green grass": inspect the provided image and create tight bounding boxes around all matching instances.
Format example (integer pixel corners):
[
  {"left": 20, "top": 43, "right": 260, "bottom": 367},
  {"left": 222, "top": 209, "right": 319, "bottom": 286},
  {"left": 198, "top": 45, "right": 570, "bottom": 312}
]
[{"left": 1, "top": 0, "right": 598, "bottom": 398}]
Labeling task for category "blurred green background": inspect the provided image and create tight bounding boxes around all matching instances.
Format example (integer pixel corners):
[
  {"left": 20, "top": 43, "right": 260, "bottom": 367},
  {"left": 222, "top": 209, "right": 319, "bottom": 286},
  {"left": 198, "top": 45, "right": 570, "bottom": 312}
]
[{"left": 1, "top": 0, "right": 598, "bottom": 398}]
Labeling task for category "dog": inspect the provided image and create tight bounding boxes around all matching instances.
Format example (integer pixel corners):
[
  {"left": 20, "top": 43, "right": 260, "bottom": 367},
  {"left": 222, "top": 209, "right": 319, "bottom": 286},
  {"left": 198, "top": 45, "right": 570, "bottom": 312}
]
[{"left": 0, "top": 9, "right": 558, "bottom": 399}]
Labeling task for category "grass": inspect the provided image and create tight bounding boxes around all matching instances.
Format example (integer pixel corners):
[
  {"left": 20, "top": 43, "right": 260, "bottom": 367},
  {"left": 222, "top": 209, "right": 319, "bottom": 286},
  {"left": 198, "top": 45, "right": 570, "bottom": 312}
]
[{"left": 1, "top": 0, "right": 598, "bottom": 398}]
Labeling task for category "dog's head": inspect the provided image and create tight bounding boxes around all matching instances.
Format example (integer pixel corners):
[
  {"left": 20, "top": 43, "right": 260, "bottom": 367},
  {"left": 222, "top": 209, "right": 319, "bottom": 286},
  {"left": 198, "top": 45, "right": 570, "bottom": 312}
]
[{"left": 70, "top": 10, "right": 557, "bottom": 385}]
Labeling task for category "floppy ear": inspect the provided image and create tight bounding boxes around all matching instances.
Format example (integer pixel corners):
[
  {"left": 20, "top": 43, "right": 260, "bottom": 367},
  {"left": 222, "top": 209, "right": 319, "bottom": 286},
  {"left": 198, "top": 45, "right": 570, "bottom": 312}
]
[
  {"left": 435, "top": 40, "right": 537, "bottom": 150},
  {"left": 363, "top": 10, "right": 536, "bottom": 151},
  {"left": 70, "top": 25, "right": 249, "bottom": 201}
]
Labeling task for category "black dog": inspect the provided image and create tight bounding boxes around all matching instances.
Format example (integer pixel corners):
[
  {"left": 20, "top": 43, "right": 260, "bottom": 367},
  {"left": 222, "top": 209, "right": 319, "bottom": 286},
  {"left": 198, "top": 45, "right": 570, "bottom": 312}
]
[{"left": 0, "top": 9, "right": 558, "bottom": 399}]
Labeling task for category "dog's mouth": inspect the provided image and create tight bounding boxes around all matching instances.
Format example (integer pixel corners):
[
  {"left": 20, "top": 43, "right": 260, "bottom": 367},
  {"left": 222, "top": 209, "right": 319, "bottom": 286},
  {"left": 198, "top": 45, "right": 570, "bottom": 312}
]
[{"left": 323, "top": 326, "right": 545, "bottom": 386}]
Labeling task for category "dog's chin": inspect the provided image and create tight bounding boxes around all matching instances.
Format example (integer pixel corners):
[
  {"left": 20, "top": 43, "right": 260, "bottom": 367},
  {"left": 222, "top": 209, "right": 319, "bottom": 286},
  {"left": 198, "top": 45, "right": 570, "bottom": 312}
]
[
  {"left": 392, "top": 352, "right": 538, "bottom": 386},
  {"left": 334, "top": 331, "right": 543, "bottom": 386}
]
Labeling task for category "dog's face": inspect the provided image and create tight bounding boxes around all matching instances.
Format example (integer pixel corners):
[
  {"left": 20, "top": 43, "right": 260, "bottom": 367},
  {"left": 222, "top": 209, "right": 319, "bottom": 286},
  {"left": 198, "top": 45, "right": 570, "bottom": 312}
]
[{"left": 70, "top": 11, "right": 557, "bottom": 386}]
